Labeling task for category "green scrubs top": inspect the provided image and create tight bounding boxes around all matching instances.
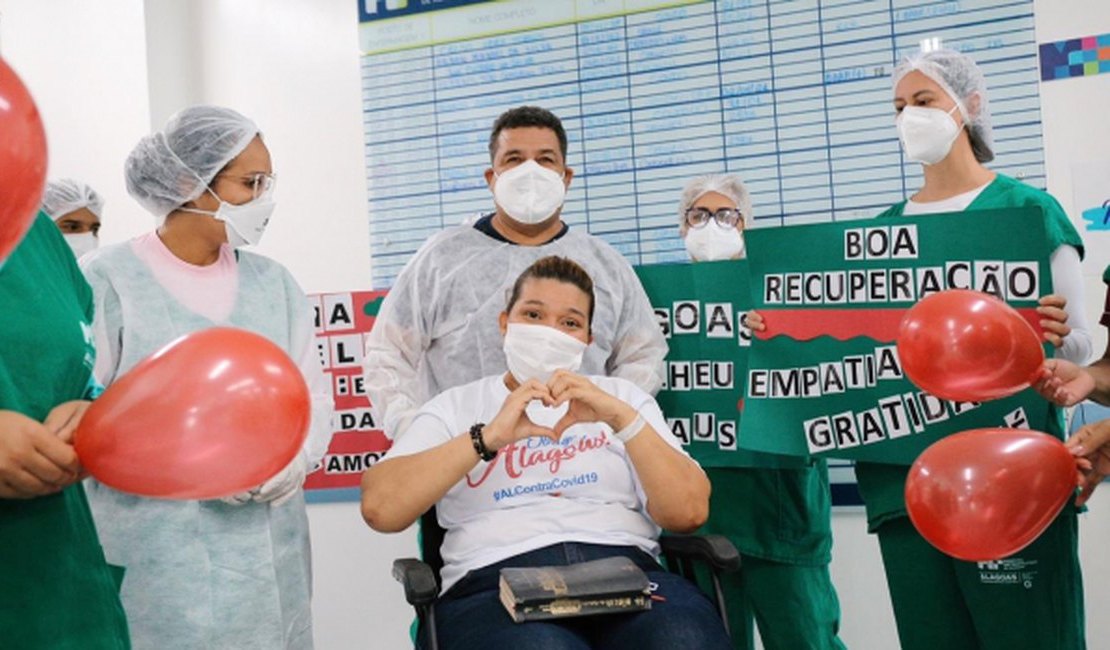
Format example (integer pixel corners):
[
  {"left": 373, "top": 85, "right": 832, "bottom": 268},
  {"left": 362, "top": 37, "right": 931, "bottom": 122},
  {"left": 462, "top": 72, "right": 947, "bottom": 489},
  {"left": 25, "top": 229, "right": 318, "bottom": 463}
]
[{"left": 0, "top": 213, "right": 130, "bottom": 648}]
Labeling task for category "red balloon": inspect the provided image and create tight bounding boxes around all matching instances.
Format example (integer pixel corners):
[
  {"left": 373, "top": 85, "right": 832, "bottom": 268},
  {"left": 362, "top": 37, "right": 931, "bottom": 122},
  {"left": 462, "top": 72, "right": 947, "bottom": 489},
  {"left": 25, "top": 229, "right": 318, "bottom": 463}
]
[
  {"left": 75, "top": 327, "right": 310, "bottom": 500},
  {"left": 905, "top": 428, "right": 1075, "bottom": 561},
  {"left": 897, "top": 289, "right": 1044, "bottom": 402},
  {"left": 0, "top": 58, "right": 48, "bottom": 262}
]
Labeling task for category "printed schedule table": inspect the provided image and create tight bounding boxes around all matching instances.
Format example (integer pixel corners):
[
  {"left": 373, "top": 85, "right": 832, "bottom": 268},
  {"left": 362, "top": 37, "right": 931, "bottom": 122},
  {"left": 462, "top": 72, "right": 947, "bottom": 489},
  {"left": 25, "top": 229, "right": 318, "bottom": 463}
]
[{"left": 359, "top": 0, "right": 1042, "bottom": 288}]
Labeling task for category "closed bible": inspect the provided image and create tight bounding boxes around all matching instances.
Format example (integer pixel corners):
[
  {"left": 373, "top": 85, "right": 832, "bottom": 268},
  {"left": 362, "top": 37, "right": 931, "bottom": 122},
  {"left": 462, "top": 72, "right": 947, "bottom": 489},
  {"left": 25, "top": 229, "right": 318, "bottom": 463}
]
[{"left": 498, "top": 556, "right": 652, "bottom": 623}]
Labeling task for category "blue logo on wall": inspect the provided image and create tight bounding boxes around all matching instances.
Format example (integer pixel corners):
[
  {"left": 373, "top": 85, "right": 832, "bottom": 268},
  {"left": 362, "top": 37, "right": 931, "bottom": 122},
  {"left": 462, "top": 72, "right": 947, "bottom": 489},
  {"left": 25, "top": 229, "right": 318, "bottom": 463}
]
[{"left": 1081, "top": 200, "right": 1110, "bottom": 231}]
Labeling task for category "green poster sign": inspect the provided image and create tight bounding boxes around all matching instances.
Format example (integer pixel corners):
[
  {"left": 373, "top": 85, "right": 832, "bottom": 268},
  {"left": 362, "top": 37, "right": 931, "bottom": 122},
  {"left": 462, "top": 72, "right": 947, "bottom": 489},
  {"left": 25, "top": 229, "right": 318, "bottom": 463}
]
[
  {"left": 739, "top": 207, "right": 1056, "bottom": 464},
  {"left": 634, "top": 260, "right": 803, "bottom": 469}
]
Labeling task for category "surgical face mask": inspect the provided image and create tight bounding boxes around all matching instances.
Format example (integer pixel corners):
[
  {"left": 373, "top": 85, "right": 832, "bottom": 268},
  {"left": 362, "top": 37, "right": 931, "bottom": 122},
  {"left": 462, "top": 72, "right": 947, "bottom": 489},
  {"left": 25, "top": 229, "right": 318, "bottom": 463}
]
[
  {"left": 684, "top": 222, "right": 745, "bottom": 261},
  {"left": 502, "top": 322, "right": 587, "bottom": 384},
  {"left": 182, "top": 187, "right": 276, "bottom": 247},
  {"left": 896, "top": 105, "right": 962, "bottom": 165},
  {"left": 493, "top": 160, "right": 567, "bottom": 225},
  {"left": 64, "top": 232, "right": 98, "bottom": 259}
]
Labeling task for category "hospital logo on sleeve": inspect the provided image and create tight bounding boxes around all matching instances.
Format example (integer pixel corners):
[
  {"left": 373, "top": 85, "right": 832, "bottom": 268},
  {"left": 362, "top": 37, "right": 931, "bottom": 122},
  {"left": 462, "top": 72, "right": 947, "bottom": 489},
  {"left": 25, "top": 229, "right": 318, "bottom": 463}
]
[{"left": 80, "top": 320, "right": 96, "bottom": 371}]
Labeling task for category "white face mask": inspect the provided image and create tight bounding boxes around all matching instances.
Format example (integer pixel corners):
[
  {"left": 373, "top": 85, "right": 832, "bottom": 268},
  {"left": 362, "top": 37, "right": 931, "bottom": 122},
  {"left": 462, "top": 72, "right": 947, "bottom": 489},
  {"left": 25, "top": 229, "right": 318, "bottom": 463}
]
[
  {"left": 896, "top": 105, "right": 962, "bottom": 166},
  {"left": 182, "top": 187, "right": 276, "bottom": 247},
  {"left": 64, "top": 232, "right": 98, "bottom": 259},
  {"left": 502, "top": 322, "right": 587, "bottom": 384},
  {"left": 684, "top": 222, "right": 745, "bottom": 261},
  {"left": 493, "top": 160, "right": 567, "bottom": 225}
]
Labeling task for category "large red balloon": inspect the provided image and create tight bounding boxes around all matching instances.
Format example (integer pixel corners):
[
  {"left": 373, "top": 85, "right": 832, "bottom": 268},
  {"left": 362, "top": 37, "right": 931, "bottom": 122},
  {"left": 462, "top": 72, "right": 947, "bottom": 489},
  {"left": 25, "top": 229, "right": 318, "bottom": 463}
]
[
  {"left": 905, "top": 428, "right": 1075, "bottom": 561},
  {"left": 0, "top": 58, "right": 48, "bottom": 262},
  {"left": 897, "top": 289, "right": 1044, "bottom": 402},
  {"left": 76, "top": 327, "right": 310, "bottom": 500}
]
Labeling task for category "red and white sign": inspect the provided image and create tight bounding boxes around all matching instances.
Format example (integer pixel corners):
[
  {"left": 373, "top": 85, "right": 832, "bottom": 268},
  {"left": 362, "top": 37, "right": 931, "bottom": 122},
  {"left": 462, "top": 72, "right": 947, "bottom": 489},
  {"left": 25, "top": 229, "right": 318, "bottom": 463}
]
[{"left": 304, "top": 290, "right": 391, "bottom": 494}]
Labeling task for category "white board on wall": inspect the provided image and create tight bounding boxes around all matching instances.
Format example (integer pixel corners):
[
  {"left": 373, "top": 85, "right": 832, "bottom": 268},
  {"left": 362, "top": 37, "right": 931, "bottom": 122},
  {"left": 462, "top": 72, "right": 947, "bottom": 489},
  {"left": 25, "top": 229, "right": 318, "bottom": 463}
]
[{"left": 358, "top": 0, "right": 1046, "bottom": 288}]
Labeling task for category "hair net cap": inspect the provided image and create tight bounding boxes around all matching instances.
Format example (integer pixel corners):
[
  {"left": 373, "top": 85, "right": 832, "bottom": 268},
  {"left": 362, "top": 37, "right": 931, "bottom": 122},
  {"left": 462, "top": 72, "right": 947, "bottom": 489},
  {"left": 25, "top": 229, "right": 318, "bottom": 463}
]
[
  {"left": 678, "top": 174, "right": 753, "bottom": 227},
  {"left": 125, "top": 105, "right": 260, "bottom": 220},
  {"left": 892, "top": 48, "right": 994, "bottom": 163},
  {"left": 41, "top": 178, "right": 105, "bottom": 220}
]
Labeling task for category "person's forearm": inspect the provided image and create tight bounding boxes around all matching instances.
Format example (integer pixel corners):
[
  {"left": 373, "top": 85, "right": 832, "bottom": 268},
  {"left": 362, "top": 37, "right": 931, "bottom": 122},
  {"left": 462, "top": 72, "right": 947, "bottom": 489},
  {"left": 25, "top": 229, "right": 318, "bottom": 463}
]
[
  {"left": 360, "top": 434, "right": 478, "bottom": 532},
  {"left": 1049, "top": 245, "right": 1093, "bottom": 364},
  {"left": 1089, "top": 356, "right": 1110, "bottom": 406},
  {"left": 623, "top": 425, "right": 710, "bottom": 533}
]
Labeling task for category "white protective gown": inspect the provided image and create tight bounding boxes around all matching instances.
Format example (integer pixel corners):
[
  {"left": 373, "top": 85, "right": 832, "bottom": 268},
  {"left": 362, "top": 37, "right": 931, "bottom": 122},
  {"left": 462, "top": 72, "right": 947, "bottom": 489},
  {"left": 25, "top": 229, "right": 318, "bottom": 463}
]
[
  {"left": 82, "top": 241, "right": 333, "bottom": 650},
  {"left": 363, "top": 223, "right": 668, "bottom": 439}
]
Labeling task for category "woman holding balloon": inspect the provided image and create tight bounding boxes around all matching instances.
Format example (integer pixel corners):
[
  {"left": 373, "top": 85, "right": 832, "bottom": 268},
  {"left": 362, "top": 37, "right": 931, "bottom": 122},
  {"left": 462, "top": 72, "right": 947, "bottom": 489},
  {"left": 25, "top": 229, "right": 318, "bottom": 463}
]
[
  {"left": 80, "top": 106, "right": 333, "bottom": 649},
  {"left": 0, "top": 212, "right": 132, "bottom": 648},
  {"left": 855, "top": 48, "right": 1089, "bottom": 650},
  {"left": 0, "top": 57, "right": 129, "bottom": 648}
]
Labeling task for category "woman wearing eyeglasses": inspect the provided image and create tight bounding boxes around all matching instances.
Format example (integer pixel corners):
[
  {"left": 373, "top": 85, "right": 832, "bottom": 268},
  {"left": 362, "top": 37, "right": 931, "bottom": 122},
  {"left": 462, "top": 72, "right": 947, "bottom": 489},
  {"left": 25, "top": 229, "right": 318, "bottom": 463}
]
[
  {"left": 80, "top": 106, "right": 333, "bottom": 649},
  {"left": 677, "top": 175, "right": 845, "bottom": 650}
]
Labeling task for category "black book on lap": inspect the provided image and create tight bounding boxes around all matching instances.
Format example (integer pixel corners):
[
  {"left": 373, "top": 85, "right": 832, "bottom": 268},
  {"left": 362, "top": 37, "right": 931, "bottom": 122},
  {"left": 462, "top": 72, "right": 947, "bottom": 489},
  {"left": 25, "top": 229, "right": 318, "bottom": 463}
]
[{"left": 498, "top": 556, "right": 652, "bottom": 623}]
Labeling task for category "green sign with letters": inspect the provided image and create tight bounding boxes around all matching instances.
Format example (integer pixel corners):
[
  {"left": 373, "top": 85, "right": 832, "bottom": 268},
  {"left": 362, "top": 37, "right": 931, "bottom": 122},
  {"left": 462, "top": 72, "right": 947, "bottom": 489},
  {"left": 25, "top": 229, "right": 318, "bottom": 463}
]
[
  {"left": 738, "top": 207, "right": 1057, "bottom": 464},
  {"left": 635, "top": 259, "right": 803, "bottom": 469}
]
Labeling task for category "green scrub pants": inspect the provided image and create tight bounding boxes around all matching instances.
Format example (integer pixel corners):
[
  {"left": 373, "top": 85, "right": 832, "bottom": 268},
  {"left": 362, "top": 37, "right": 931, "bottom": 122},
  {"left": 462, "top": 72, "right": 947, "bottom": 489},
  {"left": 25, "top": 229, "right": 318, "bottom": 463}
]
[
  {"left": 701, "top": 555, "right": 846, "bottom": 650},
  {"left": 874, "top": 510, "right": 1084, "bottom": 650}
]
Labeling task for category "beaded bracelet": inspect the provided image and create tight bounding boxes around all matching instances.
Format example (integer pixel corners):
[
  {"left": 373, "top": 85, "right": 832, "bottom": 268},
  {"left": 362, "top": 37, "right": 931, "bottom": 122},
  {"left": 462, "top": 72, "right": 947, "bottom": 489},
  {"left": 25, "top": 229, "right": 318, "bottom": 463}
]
[{"left": 469, "top": 423, "right": 496, "bottom": 461}]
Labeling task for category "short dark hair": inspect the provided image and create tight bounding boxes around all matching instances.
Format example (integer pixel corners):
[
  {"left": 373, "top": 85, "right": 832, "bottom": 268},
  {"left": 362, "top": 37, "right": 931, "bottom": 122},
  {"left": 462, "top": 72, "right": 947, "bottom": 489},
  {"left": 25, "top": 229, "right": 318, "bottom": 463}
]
[
  {"left": 506, "top": 256, "right": 594, "bottom": 331},
  {"left": 488, "top": 106, "right": 568, "bottom": 162}
]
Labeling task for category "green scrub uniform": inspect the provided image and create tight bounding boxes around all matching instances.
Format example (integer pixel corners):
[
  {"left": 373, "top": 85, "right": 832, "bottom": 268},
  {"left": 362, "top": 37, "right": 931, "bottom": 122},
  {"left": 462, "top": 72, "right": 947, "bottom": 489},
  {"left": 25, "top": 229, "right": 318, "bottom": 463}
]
[
  {"left": 0, "top": 213, "right": 130, "bottom": 648},
  {"left": 697, "top": 463, "right": 845, "bottom": 650},
  {"left": 856, "top": 174, "right": 1086, "bottom": 650}
]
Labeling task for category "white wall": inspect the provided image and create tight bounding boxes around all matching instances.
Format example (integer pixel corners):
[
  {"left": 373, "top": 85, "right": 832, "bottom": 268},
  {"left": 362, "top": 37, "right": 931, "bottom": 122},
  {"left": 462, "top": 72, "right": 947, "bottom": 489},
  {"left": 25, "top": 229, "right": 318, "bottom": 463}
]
[
  {"left": 0, "top": 0, "right": 153, "bottom": 239},
  {"left": 3, "top": 1, "right": 1108, "bottom": 649},
  {"left": 1037, "top": 0, "right": 1110, "bottom": 359},
  {"left": 1034, "top": 5, "right": 1110, "bottom": 650}
]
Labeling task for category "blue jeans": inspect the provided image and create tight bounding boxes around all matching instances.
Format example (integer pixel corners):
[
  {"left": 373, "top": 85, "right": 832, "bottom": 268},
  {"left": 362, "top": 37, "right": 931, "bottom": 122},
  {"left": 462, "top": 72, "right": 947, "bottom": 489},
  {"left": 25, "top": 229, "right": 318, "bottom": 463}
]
[{"left": 420, "top": 542, "right": 731, "bottom": 650}]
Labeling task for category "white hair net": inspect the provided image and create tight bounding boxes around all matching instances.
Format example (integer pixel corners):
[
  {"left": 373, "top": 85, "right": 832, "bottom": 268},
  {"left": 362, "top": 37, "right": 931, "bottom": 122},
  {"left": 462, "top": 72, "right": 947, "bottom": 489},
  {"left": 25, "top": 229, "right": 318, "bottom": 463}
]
[
  {"left": 678, "top": 174, "right": 753, "bottom": 227},
  {"left": 41, "top": 178, "right": 104, "bottom": 220},
  {"left": 125, "top": 105, "right": 259, "bottom": 220},
  {"left": 892, "top": 48, "right": 993, "bottom": 163}
]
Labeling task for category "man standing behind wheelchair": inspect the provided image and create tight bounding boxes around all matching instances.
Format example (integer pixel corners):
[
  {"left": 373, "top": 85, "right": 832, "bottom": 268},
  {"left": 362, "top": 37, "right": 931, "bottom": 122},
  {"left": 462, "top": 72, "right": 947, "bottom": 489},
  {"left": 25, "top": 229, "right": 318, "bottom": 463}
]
[{"left": 361, "top": 256, "right": 731, "bottom": 650}]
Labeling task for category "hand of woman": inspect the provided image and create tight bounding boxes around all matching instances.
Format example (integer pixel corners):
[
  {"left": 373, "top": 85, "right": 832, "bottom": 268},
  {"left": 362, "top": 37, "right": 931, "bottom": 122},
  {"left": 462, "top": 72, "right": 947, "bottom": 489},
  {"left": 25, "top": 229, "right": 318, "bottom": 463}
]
[
  {"left": 1034, "top": 359, "right": 1095, "bottom": 407},
  {"left": 1037, "top": 294, "right": 1071, "bottom": 348},
  {"left": 743, "top": 310, "right": 765, "bottom": 332},
  {"left": 482, "top": 379, "right": 560, "bottom": 450},
  {"left": 548, "top": 370, "right": 638, "bottom": 438},
  {"left": 44, "top": 400, "right": 92, "bottom": 444},
  {"left": 1065, "top": 418, "right": 1110, "bottom": 506},
  {"left": 0, "top": 409, "right": 82, "bottom": 499}
]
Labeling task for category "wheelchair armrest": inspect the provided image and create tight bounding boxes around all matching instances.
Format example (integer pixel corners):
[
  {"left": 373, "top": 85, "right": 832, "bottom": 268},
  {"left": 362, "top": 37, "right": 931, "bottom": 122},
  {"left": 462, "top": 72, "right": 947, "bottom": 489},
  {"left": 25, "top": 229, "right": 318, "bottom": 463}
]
[
  {"left": 660, "top": 534, "right": 741, "bottom": 573},
  {"left": 392, "top": 558, "right": 439, "bottom": 606}
]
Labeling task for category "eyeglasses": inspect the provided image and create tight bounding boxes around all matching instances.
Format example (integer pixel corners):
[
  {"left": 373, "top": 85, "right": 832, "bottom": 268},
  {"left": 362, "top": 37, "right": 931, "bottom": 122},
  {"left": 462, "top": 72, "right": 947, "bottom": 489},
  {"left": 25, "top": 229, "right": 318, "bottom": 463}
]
[
  {"left": 217, "top": 172, "right": 276, "bottom": 199},
  {"left": 684, "top": 207, "right": 743, "bottom": 229}
]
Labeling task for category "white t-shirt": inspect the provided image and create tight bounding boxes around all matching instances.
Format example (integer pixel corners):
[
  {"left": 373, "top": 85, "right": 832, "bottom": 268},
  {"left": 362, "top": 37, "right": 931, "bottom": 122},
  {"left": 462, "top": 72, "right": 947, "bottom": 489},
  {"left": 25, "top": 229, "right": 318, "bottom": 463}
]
[
  {"left": 387, "top": 374, "right": 693, "bottom": 593},
  {"left": 901, "top": 182, "right": 989, "bottom": 215}
]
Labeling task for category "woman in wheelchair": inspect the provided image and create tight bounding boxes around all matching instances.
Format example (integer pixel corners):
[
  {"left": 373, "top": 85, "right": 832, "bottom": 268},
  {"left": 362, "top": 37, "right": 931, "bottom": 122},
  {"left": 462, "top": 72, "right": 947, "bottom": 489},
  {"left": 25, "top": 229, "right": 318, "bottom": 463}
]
[{"left": 361, "top": 255, "right": 731, "bottom": 649}]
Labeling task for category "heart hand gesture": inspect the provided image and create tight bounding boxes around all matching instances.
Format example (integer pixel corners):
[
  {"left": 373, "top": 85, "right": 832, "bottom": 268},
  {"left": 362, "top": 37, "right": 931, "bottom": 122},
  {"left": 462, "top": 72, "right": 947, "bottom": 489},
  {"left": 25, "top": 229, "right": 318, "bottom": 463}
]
[
  {"left": 482, "top": 379, "right": 560, "bottom": 451},
  {"left": 548, "top": 370, "right": 637, "bottom": 438}
]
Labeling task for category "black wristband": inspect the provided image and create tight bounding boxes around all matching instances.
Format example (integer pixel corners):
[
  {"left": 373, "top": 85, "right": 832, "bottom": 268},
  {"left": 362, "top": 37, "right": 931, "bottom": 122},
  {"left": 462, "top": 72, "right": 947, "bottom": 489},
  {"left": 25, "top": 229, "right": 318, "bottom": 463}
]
[{"left": 469, "top": 423, "right": 496, "bottom": 461}]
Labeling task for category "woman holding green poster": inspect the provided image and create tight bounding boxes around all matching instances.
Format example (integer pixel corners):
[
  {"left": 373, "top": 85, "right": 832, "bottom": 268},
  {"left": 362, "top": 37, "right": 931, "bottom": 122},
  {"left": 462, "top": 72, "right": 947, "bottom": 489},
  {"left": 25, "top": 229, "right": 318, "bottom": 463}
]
[
  {"left": 853, "top": 48, "right": 1089, "bottom": 650},
  {"left": 678, "top": 174, "right": 845, "bottom": 650}
]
